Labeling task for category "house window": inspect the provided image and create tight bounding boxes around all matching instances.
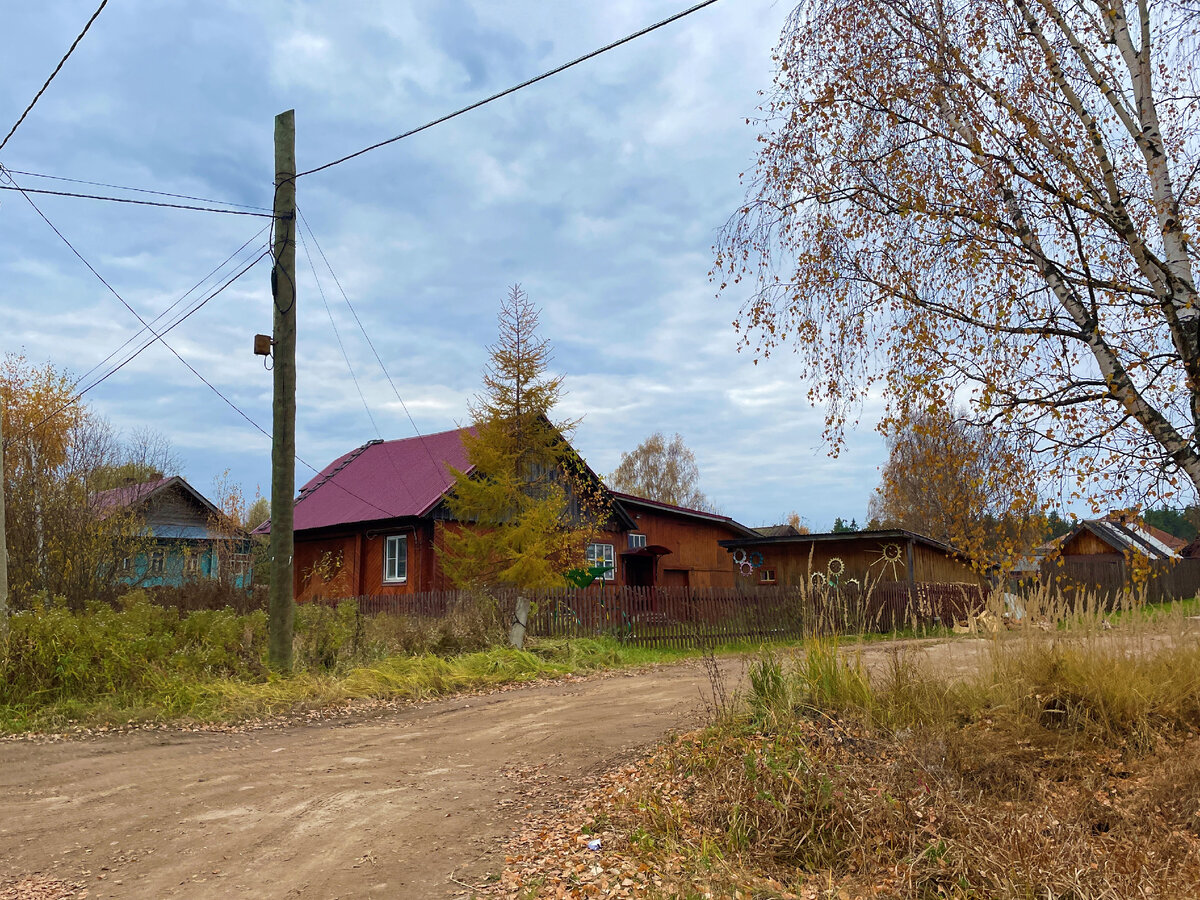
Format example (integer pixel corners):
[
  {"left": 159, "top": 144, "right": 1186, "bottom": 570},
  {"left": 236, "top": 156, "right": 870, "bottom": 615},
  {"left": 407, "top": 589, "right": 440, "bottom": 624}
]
[
  {"left": 230, "top": 554, "right": 250, "bottom": 582},
  {"left": 759, "top": 568, "right": 777, "bottom": 584},
  {"left": 184, "top": 554, "right": 200, "bottom": 576},
  {"left": 586, "top": 543, "right": 615, "bottom": 580},
  {"left": 384, "top": 534, "right": 408, "bottom": 583},
  {"left": 628, "top": 533, "right": 647, "bottom": 549},
  {"left": 149, "top": 549, "right": 166, "bottom": 575},
  {"left": 121, "top": 557, "right": 132, "bottom": 573}
]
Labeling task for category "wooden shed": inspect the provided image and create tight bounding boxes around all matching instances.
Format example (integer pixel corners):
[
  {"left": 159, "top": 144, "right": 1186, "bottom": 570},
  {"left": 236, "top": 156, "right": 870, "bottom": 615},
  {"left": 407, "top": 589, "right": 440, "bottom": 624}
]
[{"left": 717, "top": 529, "right": 985, "bottom": 591}]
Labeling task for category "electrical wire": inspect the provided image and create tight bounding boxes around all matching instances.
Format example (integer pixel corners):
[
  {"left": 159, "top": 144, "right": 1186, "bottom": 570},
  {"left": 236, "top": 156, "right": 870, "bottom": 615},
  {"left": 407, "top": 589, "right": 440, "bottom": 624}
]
[
  {"left": 70, "top": 225, "right": 271, "bottom": 394},
  {"left": 0, "top": 0, "right": 110, "bottom": 154},
  {"left": 0, "top": 183, "right": 273, "bottom": 217},
  {"left": 296, "top": 207, "right": 448, "bottom": 478},
  {"left": 3, "top": 168, "right": 271, "bottom": 211},
  {"left": 0, "top": 177, "right": 396, "bottom": 521},
  {"left": 297, "top": 222, "right": 420, "bottom": 509},
  {"left": 12, "top": 246, "right": 270, "bottom": 443},
  {"left": 1, "top": 167, "right": 275, "bottom": 437},
  {"left": 297, "top": 0, "right": 723, "bottom": 178}
]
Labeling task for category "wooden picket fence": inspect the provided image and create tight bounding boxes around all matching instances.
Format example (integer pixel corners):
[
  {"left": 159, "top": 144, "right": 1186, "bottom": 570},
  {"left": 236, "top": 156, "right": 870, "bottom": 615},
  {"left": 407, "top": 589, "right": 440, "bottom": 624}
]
[{"left": 314, "top": 582, "right": 988, "bottom": 649}]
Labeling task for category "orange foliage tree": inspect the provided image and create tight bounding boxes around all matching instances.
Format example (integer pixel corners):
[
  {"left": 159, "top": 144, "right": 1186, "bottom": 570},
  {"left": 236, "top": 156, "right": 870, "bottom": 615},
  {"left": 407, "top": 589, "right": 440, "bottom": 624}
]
[
  {"left": 868, "top": 408, "right": 1046, "bottom": 571},
  {"left": 716, "top": 0, "right": 1200, "bottom": 511},
  {"left": 0, "top": 354, "right": 147, "bottom": 608}
]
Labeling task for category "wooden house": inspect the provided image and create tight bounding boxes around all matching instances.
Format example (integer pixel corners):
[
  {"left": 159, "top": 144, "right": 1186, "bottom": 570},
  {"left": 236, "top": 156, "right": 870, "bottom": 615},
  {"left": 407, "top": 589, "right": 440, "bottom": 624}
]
[
  {"left": 717, "top": 529, "right": 985, "bottom": 590},
  {"left": 1056, "top": 515, "right": 1184, "bottom": 561},
  {"left": 92, "top": 475, "right": 253, "bottom": 589},
  {"left": 598, "top": 492, "right": 756, "bottom": 589},
  {"left": 258, "top": 427, "right": 755, "bottom": 602}
]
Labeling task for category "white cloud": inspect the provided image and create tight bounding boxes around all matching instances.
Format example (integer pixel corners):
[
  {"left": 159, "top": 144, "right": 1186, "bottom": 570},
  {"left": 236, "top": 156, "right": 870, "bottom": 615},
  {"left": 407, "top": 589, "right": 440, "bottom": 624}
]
[{"left": 0, "top": 0, "right": 888, "bottom": 527}]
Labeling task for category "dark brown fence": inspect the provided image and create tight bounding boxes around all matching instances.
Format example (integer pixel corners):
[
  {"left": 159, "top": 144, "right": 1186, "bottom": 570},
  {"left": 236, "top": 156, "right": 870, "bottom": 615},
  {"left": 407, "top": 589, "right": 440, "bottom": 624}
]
[
  {"left": 1041, "top": 557, "right": 1200, "bottom": 606},
  {"left": 313, "top": 582, "right": 988, "bottom": 649}
]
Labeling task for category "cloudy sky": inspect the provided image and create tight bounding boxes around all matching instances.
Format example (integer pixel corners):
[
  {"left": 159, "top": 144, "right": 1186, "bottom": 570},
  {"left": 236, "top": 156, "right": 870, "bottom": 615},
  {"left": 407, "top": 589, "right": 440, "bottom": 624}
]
[{"left": 0, "top": 0, "right": 888, "bottom": 530}]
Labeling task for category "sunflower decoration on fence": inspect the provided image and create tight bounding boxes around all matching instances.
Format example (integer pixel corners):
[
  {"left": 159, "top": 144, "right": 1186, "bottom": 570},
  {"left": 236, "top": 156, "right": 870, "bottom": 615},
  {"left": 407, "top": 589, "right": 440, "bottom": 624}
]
[{"left": 870, "top": 541, "right": 905, "bottom": 579}]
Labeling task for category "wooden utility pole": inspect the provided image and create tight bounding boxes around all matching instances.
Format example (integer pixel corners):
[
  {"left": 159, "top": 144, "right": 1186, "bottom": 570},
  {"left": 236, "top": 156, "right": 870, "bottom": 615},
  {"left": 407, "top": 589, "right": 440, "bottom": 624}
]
[
  {"left": 0, "top": 406, "right": 8, "bottom": 638},
  {"left": 268, "top": 109, "right": 297, "bottom": 670}
]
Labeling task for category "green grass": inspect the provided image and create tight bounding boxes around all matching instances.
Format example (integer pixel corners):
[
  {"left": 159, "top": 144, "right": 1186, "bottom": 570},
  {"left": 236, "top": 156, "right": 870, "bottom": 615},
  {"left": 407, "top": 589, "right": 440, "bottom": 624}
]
[{"left": 0, "top": 632, "right": 703, "bottom": 733}]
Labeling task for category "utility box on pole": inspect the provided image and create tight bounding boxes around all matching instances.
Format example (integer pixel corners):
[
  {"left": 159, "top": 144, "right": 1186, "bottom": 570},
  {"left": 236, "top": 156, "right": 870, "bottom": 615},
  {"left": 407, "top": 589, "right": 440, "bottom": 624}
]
[{"left": 268, "top": 109, "right": 297, "bottom": 670}]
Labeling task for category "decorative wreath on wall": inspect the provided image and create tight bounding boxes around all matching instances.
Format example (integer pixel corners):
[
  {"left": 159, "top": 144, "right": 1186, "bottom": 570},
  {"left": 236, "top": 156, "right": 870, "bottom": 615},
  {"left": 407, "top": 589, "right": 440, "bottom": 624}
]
[
  {"left": 827, "top": 557, "right": 845, "bottom": 577},
  {"left": 735, "top": 549, "right": 767, "bottom": 577}
]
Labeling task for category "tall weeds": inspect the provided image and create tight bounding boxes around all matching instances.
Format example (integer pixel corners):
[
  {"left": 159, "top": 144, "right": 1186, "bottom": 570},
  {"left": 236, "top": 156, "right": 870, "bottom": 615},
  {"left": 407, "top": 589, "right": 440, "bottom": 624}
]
[{"left": 614, "top": 596, "right": 1200, "bottom": 897}]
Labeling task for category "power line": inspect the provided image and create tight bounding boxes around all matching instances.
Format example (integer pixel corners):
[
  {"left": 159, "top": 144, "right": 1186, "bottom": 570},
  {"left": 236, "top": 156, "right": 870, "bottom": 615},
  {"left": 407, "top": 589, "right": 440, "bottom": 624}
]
[
  {"left": 0, "top": 0, "right": 110, "bottom": 154},
  {"left": 0, "top": 182, "right": 273, "bottom": 217},
  {"left": 69, "top": 225, "right": 272, "bottom": 393},
  {"left": 1, "top": 168, "right": 275, "bottom": 439},
  {"left": 0, "top": 176, "right": 396, "bottom": 521},
  {"left": 3, "top": 168, "right": 271, "bottom": 211},
  {"left": 297, "top": 0, "right": 723, "bottom": 178},
  {"left": 297, "top": 207, "right": 448, "bottom": 478},
  {"left": 297, "top": 222, "right": 421, "bottom": 509},
  {"left": 12, "top": 245, "right": 270, "bottom": 444}
]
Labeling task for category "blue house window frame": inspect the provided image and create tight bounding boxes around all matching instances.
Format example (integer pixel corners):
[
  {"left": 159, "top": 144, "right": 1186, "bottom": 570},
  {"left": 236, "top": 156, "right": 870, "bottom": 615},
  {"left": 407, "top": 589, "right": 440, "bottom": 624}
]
[{"left": 384, "top": 534, "right": 408, "bottom": 583}]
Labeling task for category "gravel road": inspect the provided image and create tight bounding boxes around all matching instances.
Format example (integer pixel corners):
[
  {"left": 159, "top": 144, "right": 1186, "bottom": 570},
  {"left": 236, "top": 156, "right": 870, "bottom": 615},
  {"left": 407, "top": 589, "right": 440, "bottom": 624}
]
[{"left": 0, "top": 639, "right": 999, "bottom": 899}]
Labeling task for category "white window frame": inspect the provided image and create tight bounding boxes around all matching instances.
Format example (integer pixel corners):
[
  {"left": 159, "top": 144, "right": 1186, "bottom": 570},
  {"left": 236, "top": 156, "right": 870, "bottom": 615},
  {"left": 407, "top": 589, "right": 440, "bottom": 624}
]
[
  {"left": 759, "top": 568, "right": 777, "bottom": 584},
  {"left": 149, "top": 548, "right": 166, "bottom": 575},
  {"left": 183, "top": 553, "right": 200, "bottom": 576},
  {"left": 384, "top": 534, "right": 408, "bottom": 584},
  {"left": 628, "top": 533, "right": 647, "bottom": 549},
  {"left": 586, "top": 543, "right": 615, "bottom": 581},
  {"left": 230, "top": 554, "right": 249, "bottom": 581}
]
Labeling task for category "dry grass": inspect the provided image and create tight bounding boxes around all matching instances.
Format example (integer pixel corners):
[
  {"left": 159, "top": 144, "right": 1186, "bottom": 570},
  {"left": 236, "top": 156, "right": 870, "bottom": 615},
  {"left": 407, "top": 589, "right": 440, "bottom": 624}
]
[{"left": 520, "top": 599, "right": 1200, "bottom": 899}]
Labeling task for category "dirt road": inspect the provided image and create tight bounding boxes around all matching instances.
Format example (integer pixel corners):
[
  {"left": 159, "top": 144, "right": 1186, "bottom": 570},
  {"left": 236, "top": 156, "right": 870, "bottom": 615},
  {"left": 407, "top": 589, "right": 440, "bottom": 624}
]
[{"left": 0, "top": 641, "right": 992, "bottom": 899}]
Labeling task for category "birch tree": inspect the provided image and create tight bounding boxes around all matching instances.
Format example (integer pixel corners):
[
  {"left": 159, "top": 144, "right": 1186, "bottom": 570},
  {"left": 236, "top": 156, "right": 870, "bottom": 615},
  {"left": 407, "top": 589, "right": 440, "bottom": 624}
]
[
  {"left": 717, "top": 0, "right": 1200, "bottom": 509},
  {"left": 608, "top": 432, "right": 714, "bottom": 511},
  {"left": 869, "top": 408, "right": 1046, "bottom": 568}
]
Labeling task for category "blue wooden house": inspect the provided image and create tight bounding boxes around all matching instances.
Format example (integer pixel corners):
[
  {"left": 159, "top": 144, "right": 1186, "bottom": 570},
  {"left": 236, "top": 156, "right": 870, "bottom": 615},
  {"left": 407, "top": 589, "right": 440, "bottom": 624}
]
[{"left": 93, "top": 476, "right": 253, "bottom": 589}]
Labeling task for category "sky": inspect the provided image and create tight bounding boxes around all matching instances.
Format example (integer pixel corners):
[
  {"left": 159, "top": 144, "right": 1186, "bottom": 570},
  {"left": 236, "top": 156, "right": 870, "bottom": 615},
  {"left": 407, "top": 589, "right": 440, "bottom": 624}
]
[{"left": 0, "top": 0, "right": 889, "bottom": 531}]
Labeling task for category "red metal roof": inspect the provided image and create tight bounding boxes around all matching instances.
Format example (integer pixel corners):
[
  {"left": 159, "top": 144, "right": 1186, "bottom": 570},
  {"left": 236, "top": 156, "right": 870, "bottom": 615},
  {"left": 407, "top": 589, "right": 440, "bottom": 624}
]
[{"left": 265, "top": 427, "right": 474, "bottom": 534}]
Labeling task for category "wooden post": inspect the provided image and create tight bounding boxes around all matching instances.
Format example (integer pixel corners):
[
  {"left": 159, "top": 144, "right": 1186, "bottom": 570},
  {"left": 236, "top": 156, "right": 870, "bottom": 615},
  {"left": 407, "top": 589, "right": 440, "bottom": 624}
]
[
  {"left": 509, "top": 594, "right": 531, "bottom": 649},
  {"left": 0, "top": 406, "right": 8, "bottom": 638},
  {"left": 268, "top": 109, "right": 297, "bottom": 671}
]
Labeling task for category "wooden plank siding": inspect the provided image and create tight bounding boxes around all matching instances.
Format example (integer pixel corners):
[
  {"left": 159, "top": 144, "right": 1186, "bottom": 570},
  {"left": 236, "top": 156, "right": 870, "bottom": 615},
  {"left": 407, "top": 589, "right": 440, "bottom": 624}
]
[
  {"left": 296, "top": 504, "right": 749, "bottom": 600},
  {"left": 731, "top": 536, "right": 985, "bottom": 591},
  {"left": 605, "top": 503, "right": 748, "bottom": 588}
]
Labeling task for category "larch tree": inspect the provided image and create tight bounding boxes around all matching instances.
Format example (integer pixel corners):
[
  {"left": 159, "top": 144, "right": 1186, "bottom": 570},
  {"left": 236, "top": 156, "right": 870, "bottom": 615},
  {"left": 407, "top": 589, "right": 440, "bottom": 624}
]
[
  {"left": 868, "top": 407, "right": 1046, "bottom": 569},
  {"left": 716, "top": 0, "right": 1200, "bottom": 512},
  {"left": 442, "top": 286, "right": 603, "bottom": 598},
  {"left": 608, "top": 431, "right": 714, "bottom": 511}
]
